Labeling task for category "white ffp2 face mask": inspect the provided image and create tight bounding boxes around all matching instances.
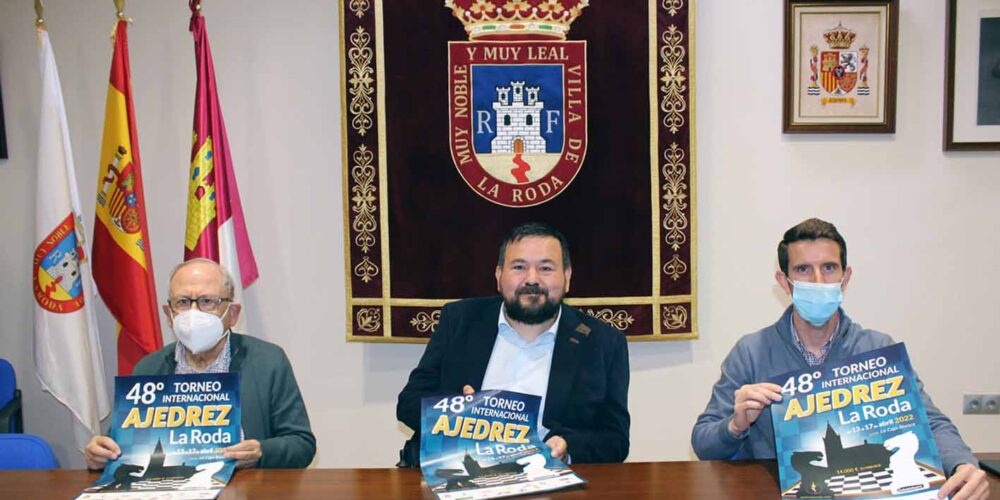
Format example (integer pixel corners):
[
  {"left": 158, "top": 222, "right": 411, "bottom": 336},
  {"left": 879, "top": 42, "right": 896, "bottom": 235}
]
[{"left": 172, "top": 305, "right": 229, "bottom": 354}]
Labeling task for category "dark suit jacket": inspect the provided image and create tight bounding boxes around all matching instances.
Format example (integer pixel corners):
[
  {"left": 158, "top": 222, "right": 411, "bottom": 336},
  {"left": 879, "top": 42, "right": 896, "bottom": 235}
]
[
  {"left": 133, "top": 333, "right": 316, "bottom": 468},
  {"left": 396, "top": 296, "right": 630, "bottom": 464}
]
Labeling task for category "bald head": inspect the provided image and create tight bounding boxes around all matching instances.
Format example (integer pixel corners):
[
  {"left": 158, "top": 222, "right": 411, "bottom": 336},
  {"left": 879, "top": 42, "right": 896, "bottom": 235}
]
[
  {"left": 163, "top": 258, "right": 241, "bottom": 332},
  {"left": 168, "top": 258, "right": 235, "bottom": 299}
]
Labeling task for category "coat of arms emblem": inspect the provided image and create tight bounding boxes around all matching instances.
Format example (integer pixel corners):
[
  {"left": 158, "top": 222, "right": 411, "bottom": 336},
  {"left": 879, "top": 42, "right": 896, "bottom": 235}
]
[
  {"left": 96, "top": 145, "right": 143, "bottom": 235},
  {"left": 33, "top": 213, "right": 86, "bottom": 313},
  {"left": 446, "top": 0, "right": 588, "bottom": 207},
  {"left": 806, "top": 22, "right": 871, "bottom": 102}
]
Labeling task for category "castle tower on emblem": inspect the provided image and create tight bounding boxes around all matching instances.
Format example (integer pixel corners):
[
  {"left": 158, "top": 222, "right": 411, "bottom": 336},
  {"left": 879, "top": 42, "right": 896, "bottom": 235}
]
[
  {"left": 491, "top": 81, "right": 547, "bottom": 154},
  {"left": 45, "top": 248, "right": 82, "bottom": 293},
  {"left": 447, "top": 0, "right": 589, "bottom": 207}
]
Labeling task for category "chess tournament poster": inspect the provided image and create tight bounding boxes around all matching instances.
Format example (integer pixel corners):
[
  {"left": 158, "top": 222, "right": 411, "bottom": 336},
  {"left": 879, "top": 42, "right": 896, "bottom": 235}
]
[
  {"left": 419, "top": 390, "right": 585, "bottom": 499},
  {"left": 77, "top": 373, "right": 241, "bottom": 500},
  {"left": 770, "top": 343, "right": 946, "bottom": 499}
]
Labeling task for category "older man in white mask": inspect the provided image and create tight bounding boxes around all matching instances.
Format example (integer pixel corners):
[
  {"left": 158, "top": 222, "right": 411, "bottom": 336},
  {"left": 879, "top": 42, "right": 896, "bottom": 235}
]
[{"left": 84, "top": 259, "right": 315, "bottom": 469}]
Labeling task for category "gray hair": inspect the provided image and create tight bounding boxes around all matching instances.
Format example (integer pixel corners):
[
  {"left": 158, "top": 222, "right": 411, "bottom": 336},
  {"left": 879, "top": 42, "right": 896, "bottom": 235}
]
[{"left": 168, "top": 258, "right": 236, "bottom": 299}]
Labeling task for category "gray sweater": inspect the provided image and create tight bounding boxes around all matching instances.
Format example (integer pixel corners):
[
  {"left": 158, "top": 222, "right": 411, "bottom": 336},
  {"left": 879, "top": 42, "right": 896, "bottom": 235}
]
[
  {"left": 133, "top": 332, "right": 316, "bottom": 468},
  {"left": 691, "top": 307, "right": 977, "bottom": 474}
]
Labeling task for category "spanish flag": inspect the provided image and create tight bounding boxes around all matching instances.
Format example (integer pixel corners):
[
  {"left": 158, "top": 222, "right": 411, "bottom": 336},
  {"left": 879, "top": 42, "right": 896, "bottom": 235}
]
[
  {"left": 185, "top": 3, "right": 259, "bottom": 304},
  {"left": 92, "top": 19, "right": 162, "bottom": 375}
]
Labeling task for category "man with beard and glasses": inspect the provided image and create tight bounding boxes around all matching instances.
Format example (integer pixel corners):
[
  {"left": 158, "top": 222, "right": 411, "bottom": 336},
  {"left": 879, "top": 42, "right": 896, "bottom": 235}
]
[{"left": 395, "top": 222, "right": 630, "bottom": 467}]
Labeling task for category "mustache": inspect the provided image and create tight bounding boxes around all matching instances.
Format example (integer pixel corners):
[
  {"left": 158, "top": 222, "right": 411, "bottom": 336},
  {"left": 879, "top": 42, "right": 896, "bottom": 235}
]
[{"left": 516, "top": 284, "right": 548, "bottom": 296}]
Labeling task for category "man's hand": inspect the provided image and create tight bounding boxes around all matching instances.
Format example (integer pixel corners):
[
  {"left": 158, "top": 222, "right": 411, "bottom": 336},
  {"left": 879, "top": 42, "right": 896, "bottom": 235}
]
[
  {"left": 938, "top": 463, "right": 990, "bottom": 500},
  {"left": 84, "top": 436, "right": 120, "bottom": 470},
  {"left": 729, "top": 383, "right": 783, "bottom": 436},
  {"left": 545, "top": 435, "right": 568, "bottom": 461},
  {"left": 462, "top": 385, "right": 475, "bottom": 396},
  {"left": 223, "top": 439, "right": 263, "bottom": 469}
]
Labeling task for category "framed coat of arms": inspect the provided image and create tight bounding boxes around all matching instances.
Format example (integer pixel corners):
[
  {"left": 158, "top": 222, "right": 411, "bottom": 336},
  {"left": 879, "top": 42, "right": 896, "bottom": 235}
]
[
  {"left": 339, "top": 0, "right": 696, "bottom": 342},
  {"left": 783, "top": 0, "right": 899, "bottom": 133}
]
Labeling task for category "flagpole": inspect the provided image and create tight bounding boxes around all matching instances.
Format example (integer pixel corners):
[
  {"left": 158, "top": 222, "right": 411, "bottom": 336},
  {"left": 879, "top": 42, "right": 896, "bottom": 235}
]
[{"left": 34, "top": 0, "right": 44, "bottom": 29}]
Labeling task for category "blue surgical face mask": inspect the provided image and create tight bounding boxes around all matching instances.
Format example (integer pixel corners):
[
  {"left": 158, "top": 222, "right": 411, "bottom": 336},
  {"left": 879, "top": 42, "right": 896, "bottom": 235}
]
[{"left": 788, "top": 279, "right": 843, "bottom": 327}]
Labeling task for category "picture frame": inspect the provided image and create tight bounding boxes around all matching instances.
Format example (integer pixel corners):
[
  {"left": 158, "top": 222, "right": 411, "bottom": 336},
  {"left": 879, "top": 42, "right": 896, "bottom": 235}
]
[
  {"left": 783, "top": 0, "right": 898, "bottom": 133},
  {"left": 944, "top": 0, "right": 1000, "bottom": 150}
]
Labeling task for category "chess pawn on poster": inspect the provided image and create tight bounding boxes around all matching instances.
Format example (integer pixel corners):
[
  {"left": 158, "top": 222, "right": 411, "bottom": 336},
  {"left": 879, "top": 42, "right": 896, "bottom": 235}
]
[{"left": 884, "top": 432, "right": 930, "bottom": 494}]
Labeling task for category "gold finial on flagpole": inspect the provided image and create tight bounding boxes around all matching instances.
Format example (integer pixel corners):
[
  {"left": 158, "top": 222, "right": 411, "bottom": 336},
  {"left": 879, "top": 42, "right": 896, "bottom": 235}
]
[
  {"left": 109, "top": 0, "right": 129, "bottom": 40},
  {"left": 34, "top": 0, "right": 45, "bottom": 29}
]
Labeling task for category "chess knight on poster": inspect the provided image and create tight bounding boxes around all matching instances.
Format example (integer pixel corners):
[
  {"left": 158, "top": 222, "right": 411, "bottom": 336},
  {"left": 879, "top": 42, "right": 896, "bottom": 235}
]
[
  {"left": 78, "top": 374, "right": 242, "bottom": 498},
  {"left": 446, "top": 0, "right": 588, "bottom": 208},
  {"left": 769, "top": 344, "right": 948, "bottom": 499}
]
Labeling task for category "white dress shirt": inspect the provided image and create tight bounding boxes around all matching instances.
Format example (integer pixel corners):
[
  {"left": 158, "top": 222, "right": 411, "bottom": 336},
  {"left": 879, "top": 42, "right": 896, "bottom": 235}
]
[{"left": 481, "top": 305, "right": 561, "bottom": 440}]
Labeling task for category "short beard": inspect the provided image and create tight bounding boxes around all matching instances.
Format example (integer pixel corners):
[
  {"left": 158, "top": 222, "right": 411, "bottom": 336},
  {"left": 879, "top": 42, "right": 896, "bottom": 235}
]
[{"left": 504, "top": 285, "right": 562, "bottom": 325}]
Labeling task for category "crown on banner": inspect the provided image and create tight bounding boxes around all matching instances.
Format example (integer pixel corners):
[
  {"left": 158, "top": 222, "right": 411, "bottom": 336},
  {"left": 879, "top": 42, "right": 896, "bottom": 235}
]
[
  {"left": 444, "top": 0, "right": 589, "bottom": 40},
  {"left": 823, "top": 22, "right": 857, "bottom": 49}
]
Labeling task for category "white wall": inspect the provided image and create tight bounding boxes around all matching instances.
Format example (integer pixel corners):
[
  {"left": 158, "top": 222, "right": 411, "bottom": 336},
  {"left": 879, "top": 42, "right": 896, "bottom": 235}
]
[{"left": 0, "top": 0, "right": 997, "bottom": 469}]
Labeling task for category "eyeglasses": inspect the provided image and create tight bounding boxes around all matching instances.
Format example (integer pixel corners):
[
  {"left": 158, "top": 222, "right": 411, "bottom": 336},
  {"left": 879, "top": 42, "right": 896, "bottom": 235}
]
[{"left": 168, "top": 296, "right": 232, "bottom": 312}]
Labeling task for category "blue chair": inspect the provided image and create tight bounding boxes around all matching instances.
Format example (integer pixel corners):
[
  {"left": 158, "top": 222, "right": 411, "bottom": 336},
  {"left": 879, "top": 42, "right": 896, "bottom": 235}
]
[
  {"left": 0, "top": 358, "right": 22, "bottom": 433},
  {"left": 0, "top": 434, "right": 58, "bottom": 469}
]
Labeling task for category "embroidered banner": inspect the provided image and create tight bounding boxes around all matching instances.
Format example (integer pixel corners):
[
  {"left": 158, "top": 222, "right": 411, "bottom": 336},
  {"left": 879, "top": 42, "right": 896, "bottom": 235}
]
[{"left": 340, "top": 0, "right": 696, "bottom": 342}]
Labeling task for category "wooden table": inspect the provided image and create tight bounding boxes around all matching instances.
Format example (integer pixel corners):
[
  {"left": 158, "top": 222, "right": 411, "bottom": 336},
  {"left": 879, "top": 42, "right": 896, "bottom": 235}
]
[{"left": 2, "top": 457, "right": 997, "bottom": 499}]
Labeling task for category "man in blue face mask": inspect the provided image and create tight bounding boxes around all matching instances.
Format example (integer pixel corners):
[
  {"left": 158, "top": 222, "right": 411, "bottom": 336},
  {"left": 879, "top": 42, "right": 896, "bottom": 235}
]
[
  {"left": 691, "top": 218, "right": 989, "bottom": 500},
  {"left": 84, "top": 259, "right": 316, "bottom": 470}
]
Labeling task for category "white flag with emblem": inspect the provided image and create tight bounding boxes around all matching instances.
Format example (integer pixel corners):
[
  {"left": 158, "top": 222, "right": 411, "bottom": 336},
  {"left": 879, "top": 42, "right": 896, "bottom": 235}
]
[{"left": 33, "top": 27, "right": 110, "bottom": 451}]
